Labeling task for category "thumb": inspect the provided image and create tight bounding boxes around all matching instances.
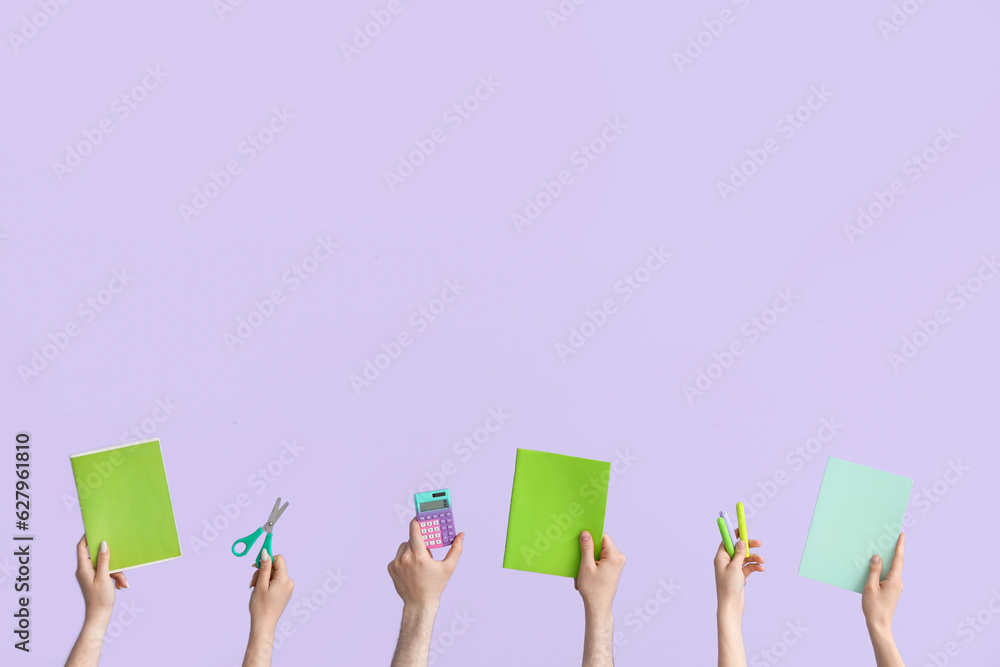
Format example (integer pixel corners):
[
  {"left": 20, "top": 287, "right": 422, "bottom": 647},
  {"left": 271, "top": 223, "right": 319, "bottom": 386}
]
[
  {"left": 271, "top": 554, "right": 288, "bottom": 581},
  {"left": 730, "top": 540, "right": 747, "bottom": 569},
  {"left": 256, "top": 550, "right": 272, "bottom": 589},
  {"left": 579, "top": 531, "right": 596, "bottom": 565},
  {"left": 96, "top": 540, "right": 110, "bottom": 578},
  {"left": 865, "top": 554, "right": 882, "bottom": 590},
  {"left": 443, "top": 533, "right": 464, "bottom": 567}
]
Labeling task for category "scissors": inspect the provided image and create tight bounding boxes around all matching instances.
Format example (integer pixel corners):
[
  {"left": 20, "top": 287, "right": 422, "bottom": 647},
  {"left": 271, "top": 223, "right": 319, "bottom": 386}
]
[{"left": 231, "top": 498, "right": 289, "bottom": 567}]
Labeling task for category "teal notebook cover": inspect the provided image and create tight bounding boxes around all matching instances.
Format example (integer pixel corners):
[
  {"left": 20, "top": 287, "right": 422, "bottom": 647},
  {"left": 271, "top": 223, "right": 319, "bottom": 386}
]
[{"left": 798, "top": 457, "right": 912, "bottom": 593}]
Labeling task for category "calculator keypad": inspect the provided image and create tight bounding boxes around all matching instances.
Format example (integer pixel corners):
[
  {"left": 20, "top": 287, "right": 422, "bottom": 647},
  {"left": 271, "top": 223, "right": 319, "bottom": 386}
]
[{"left": 417, "top": 510, "right": 456, "bottom": 548}]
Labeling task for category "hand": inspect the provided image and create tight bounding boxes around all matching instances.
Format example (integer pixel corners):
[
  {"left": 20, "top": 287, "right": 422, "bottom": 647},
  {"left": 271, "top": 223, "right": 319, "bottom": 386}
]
[
  {"left": 575, "top": 531, "right": 626, "bottom": 612},
  {"left": 248, "top": 551, "right": 294, "bottom": 631},
  {"left": 75, "top": 535, "right": 128, "bottom": 625},
  {"left": 388, "top": 519, "right": 464, "bottom": 611},
  {"left": 862, "top": 533, "right": 905, "bottom": 635},
  {"left": 66, "top": 536, "right": 128, "bottom": 667},
  {"left": 714, "top": 530, "right": 764, "bottom": 618}
]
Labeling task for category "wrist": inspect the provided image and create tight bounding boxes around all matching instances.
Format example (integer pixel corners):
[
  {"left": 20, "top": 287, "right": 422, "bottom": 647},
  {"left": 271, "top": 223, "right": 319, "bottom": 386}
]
[
  {"left": 402, "top": 600, "right": 440, "bottom": 620},
  {"left": 249, "top": 618, "right": 278, "bottom": 638},
  {"left": 583, "top": 600, "right": 613, "bottom": 620},
  {"left": 866, "top": 619, "right": 894, "bottom": 641},
  {"left": 717, "top": 602, "right": 742, "bottom": 624},
  {"left": 716, "top": 600, "right": 743, "bottom": 621},
  {"left": 83, "top": 610, "right": 112, "bottom": 630}
]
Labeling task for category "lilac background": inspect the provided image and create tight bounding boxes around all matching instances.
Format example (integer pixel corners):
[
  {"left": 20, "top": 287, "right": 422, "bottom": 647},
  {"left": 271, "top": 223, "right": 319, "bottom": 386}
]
[{"left": 3, "top": 0, "right": 1000, "bottom": 665}]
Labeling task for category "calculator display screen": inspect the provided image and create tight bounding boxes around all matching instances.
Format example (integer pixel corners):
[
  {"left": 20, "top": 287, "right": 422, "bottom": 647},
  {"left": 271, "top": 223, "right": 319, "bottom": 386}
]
[{"left": 419, "top": 499, "right": 448, "bottom": 511}]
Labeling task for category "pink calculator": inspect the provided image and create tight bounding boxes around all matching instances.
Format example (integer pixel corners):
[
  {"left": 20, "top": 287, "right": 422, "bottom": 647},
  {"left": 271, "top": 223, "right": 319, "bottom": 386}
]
[{"left": 414, "top": 489, "right": 456, "bottom": 548}]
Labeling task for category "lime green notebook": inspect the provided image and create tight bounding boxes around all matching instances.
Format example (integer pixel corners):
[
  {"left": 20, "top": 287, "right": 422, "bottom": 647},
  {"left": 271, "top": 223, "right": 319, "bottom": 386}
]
[
  {"left": 70, "top": 438, "right": 182, "bottom": 572},
  {"left": 798, "top": 457, "right": 912, "bottom": 593},
  {"left": 503, "top": 449, "right": 610, "bottom": 578}
]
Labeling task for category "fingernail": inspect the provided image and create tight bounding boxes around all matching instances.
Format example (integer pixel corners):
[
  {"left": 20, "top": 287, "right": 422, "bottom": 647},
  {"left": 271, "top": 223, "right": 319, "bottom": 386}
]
[
  {"left": 261, "top": 550, "right": 270, "bottom": 562},
  {"left": 735, "top": 540, "right": 744, "bottom": 550},
  {"left": 581, "top": 531, "right": 590, "bottom": 542},
  {"left": 99, "top": 540, "right": 108, "bottom": 554},
  {"left": 872, "top": 555, "right": 881, "bottom": 565},
  {"left": 123, "top": 581, "right": 129, "bottom": 589}
]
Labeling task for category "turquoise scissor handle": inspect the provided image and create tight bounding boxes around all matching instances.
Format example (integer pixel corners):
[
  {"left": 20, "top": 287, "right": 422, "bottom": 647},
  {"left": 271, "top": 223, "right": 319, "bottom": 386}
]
[
  {"left": 232, "top": 527, "right": 263, "bottom": 557},
  {"left": 254, "top": 533, "right": 273, "bottom": 568}
]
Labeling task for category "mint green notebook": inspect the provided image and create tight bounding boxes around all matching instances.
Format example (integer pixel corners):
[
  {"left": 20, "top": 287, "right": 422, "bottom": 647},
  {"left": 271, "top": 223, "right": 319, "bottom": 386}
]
[
  {"left": 70, "top": 438, "right": 182, "bottom": 572},
  {"left": 503, "top": 449, "right": 610, "bottom": 578},
  {"left": 798, "top": 457, "right": 912, "bottom": 593}
]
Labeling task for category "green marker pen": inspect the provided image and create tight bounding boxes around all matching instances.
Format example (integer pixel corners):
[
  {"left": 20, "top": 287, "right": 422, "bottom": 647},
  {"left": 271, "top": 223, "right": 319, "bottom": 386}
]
[{"left": 717, "top": 517, "right": 735, "bottom": 558}]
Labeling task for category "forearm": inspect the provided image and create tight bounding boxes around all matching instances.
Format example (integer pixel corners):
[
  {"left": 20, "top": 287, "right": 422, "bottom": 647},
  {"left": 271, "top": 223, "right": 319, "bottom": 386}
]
[
  {"left": 717, "top": 609, "right": 746, "bottom": 667},
  {"left": 582, "top": 604, "right": 615, "bottom": 667},
  {"left": 868, "top": 624, "right": 904, "bottom": 667},
  {"left": 65, "top": 616, "right": 109, "bottom": 667},
  {"left": 391, "top": 603, "right": 439, "bottom": 667},
  {"left": 242, "top": 623, "right": 276, "bottom": 667}
]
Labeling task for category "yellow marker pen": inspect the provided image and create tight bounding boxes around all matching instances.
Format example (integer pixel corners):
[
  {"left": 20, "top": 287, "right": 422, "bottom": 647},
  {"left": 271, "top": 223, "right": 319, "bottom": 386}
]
[{"left": 736, "top": 502, "right": 749, "bottom": 557}]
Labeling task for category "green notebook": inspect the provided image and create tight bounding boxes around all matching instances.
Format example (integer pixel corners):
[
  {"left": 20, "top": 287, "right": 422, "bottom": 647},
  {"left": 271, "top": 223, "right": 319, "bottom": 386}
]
[
  {"left": 798, "top": 457, "right": 912, "bottom": 593},
  {"left": 70, "top": 438, "right": 182, "bottom": 572},
  {"left": 503, "top": 449, "right": 611, "bottom": 578}
]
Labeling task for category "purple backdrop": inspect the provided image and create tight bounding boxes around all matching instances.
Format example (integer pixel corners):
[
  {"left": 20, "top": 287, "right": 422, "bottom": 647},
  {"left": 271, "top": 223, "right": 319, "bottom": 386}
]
[{"left": 3, "top": 0, "right": 1000, "bottom": 665}]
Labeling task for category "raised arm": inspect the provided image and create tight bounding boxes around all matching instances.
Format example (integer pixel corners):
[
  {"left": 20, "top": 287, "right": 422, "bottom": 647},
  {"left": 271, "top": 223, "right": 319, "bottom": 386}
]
[
  {"left": 388, "top": 519, "right": 464, "bottom": 667},
  {"left": 862, "top": 533, "right": 906, "bottom": 667},
  {"left": 65, "top": 536, "right": 128, "bottom": 667},
  {"left": 714, "top": 532, "right": 764, "bottom": 667},
  {"left": 242, "top": 551, "right": 295, "bottom": 667},
  {"left": 575, "top": 531, "right": 626, "bottom": 667}
]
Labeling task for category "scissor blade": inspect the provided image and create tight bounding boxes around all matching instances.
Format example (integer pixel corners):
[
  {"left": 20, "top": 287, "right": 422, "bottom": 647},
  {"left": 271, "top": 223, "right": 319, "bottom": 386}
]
[{"left": 266, "top": 498, "right": 289, "bottom": 528}]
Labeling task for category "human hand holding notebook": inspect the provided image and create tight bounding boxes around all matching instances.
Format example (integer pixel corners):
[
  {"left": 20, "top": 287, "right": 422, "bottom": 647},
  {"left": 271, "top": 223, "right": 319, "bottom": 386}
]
[
  {"left": 862, "top": 532, "right": 906, "bottom": 667},
  {"left": 575, "top": 530, "right": 625, "bottom": 609},
  {"left": 65, "top": 536, "right": 129, "bottom": 667},
  {"left": 576, "top": 530, "right": 626, "bottom": 667}
]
